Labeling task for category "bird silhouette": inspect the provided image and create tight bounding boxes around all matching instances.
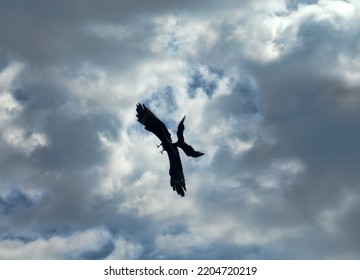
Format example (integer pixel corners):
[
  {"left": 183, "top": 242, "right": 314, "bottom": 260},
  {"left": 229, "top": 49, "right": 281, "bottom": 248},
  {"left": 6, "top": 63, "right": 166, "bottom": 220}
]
[{"left": 136, "top": 103, "right": 204, "bottom": 197}]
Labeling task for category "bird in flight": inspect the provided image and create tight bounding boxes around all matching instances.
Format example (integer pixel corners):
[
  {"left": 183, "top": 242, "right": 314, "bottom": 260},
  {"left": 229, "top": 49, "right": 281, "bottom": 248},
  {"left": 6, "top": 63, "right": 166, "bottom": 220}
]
[{"left": 136, "top": 103, "right": 204, "bottom": 197}]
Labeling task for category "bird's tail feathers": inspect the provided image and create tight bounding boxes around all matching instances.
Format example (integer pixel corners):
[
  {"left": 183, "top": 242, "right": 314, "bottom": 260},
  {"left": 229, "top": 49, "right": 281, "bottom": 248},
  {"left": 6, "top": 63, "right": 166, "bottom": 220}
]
[{"left": 170, "top": 177, "right": 186, "bottom": 197}]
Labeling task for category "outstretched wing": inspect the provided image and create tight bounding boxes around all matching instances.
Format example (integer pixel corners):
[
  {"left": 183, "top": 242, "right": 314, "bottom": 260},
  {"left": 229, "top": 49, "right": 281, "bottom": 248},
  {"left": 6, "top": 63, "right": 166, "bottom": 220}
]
[
  {"left": 176, "top": 116, "right": 205, "bottom": 158},
  {"left": 136, "top": 103, "right": 172, "bottom": 143},
  {"left": 176, "top": 116, "right": 186, "bottom": 143},
  {"left": 136, "top": 103, "right": 186, "bottom": 197}
]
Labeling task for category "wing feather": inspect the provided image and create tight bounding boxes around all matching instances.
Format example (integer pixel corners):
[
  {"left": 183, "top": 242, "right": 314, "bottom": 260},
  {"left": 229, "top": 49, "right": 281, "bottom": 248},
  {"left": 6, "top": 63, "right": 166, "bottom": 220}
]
[
  {"left": 176, "top": 116, "right": 205, "bottom": 158},
  {"left": 136, "top": 103, "right": 172, "bottom": 143}
]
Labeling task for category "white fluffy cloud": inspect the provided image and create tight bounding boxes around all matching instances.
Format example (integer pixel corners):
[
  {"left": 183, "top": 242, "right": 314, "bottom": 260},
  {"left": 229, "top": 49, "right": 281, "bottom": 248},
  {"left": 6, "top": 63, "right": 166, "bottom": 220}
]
[
  {"left": 0, "top": 227, "right": 141, "bottom": 259},
  {"left": 0, "top": 63, "right": 48, "bottom": 155},
  {"left": 0, "top": 0, "right": 359, "bottom": 259}
]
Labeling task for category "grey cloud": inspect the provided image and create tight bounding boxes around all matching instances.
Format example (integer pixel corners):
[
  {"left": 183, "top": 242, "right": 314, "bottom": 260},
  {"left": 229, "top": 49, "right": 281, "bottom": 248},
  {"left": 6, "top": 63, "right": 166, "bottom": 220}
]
[
  {"left": 187, "top": 1, "right": 360, "bottom": 259},
  {"left": 235, "top": 7, "right": 360, "bottom": 259},
  {"left": 1, "top": 0, "right": 360, "bottom": 259},
  {"left": 0, "top": 0, "right": 218, "bottom": 66},
  {"left": 0, "top": 189, "right": 34, "bottom": 214},
  {"left": 78, "top": 240, "right": 115, "bottom": 260}
]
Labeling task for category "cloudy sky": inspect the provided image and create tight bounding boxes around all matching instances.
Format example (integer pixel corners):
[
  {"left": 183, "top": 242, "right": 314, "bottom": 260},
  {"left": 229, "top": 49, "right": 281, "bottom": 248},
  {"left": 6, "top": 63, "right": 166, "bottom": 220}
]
[{"left": 0, "top": 0, "right": 360, "bottom": 259}]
